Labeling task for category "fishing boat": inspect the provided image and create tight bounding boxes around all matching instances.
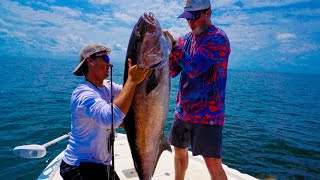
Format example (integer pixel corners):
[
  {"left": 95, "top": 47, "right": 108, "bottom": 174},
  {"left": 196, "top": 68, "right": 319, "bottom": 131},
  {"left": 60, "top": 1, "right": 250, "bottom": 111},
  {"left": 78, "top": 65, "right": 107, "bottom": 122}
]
[{"left": 35, "top": 133, "right": 257, "bottom": 180}]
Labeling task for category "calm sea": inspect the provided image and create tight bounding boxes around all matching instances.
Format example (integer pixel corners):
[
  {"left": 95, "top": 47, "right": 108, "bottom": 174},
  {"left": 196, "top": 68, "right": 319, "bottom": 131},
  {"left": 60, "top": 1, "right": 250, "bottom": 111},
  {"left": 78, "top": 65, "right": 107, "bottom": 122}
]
[{"left": 0, "top": 57, "right": 319, "bottom": 179}]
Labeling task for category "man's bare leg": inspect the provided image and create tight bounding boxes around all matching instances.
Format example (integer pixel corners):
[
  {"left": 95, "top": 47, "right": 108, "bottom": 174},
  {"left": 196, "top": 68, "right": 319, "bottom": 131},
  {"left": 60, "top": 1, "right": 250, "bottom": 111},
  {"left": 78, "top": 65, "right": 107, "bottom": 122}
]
[
  {"left": 174, "top": 147, "right": 189, "bottom": 180},
  {"left": 204, "top": 157, "right": 227, "bottom": 180}
]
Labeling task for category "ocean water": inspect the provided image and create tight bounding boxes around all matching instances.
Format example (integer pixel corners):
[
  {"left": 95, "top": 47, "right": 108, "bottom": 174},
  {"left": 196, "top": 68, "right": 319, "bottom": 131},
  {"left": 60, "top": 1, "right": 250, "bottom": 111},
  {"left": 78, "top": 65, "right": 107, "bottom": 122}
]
[{"left": 0, "top": 57, "right": 319, "bottom": 179}]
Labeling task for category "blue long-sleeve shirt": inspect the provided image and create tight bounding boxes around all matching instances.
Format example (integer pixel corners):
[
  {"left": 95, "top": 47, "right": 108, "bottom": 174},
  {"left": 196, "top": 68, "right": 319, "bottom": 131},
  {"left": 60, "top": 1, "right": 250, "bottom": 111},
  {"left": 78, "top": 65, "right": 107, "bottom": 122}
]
[{"left": 169, "top": 25, "right": 231, "bottom": 126}]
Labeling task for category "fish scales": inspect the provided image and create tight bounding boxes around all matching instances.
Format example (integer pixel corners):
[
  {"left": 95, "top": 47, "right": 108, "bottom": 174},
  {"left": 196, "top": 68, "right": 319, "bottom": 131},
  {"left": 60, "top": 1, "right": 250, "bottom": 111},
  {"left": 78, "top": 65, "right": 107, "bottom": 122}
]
[{"left": 123, "top": 13, "right": 172, "bottom": 180}]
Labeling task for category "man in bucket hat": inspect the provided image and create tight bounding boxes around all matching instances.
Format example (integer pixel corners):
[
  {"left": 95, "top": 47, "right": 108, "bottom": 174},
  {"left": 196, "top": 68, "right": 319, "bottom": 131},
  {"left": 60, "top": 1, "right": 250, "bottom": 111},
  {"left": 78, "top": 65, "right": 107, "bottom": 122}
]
[
  {"left": 60, "top": 43, "right": 149, "bottom": 180},
  {"left": 164, "top": 0, "right": 230, "bottom": 179}
]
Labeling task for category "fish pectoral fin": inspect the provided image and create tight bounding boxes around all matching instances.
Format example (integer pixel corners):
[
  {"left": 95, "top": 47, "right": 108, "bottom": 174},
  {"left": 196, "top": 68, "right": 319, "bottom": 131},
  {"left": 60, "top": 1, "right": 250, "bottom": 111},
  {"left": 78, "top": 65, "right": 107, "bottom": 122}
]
[
  {"left": 145, "top": 70, "right": 160, "bottom": 95},
  {"left": 160, "top": 135, "right": 172, "bottom": 153},
  {"left": 152, "top": 135, "right": 172, "bottom": 176}
]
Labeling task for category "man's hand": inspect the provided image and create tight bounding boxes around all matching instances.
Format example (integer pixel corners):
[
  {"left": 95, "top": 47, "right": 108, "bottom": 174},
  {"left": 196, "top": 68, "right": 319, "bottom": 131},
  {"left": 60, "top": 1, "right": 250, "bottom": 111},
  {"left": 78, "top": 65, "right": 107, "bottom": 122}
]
[
  {"left": 114, "top": 59, "right": 149, "bottom": 115},
  {"left": 127, "top": 58, "right": 149, "bottom": 85},
  {"left": 163, "top": 30, "right": 174, "bottom": 44}
]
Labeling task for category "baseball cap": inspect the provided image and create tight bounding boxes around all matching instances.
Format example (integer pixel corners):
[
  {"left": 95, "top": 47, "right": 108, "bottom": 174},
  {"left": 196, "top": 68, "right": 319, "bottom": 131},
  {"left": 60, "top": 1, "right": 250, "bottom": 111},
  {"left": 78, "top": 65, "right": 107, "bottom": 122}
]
[
  {"left": 178, "top": 0, "right": 211, "bottom": 19},
  {"left": 73, "top": 43, "right": 110, "bottom": 76}
]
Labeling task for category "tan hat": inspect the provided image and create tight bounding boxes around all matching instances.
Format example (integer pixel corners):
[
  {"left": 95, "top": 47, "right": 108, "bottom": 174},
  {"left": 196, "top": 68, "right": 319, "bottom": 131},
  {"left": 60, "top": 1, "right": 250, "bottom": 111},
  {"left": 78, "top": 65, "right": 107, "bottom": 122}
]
[{"left": 73, "top": 43, "right": 110, "bottom": 76}]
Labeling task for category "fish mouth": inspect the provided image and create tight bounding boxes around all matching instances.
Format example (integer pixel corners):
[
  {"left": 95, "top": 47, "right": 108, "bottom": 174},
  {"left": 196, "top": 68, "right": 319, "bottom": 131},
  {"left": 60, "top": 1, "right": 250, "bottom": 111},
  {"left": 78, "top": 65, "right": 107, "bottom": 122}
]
[
  {"left": 138, "top": 59, "right": 166, "bottom": 70},
  {"left": 142, "top": 12, "right": 160, "bottom": 34},
  {"left": 149, "top": 58, "right": 168, "bottom": 70},
  {"left": 143, "top": 12, "right": 156, "bottom": 24},
  {"left": 150, "top": 61, "right": 162, "bottom": 69}
]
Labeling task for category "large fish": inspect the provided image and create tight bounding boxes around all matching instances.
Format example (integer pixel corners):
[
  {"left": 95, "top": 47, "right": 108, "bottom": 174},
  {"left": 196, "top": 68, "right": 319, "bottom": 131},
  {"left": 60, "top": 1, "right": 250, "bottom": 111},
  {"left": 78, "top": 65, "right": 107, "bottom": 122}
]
[{"left": 123, "top": 13, "right": 172, "bottom": 180}]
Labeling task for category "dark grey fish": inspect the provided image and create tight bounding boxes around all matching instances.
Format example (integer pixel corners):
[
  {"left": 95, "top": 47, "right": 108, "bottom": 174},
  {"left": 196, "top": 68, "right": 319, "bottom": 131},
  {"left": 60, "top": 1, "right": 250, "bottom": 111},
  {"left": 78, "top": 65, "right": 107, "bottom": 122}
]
[{"left": 123, "top": 12, "right": 172, "bottom": 180}]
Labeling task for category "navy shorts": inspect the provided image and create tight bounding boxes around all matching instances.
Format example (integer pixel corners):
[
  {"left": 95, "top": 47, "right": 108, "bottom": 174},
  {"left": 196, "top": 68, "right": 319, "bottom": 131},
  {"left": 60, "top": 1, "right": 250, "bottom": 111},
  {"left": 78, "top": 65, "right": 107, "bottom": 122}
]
[{"left": 168, "top": 118, "right": 223, "bottom": 158}]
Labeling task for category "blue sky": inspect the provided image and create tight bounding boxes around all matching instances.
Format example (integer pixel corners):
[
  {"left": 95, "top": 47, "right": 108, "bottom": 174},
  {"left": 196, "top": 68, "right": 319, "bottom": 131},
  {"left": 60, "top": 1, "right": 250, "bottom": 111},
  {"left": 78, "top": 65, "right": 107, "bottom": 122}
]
[{"left": 1, "top": 0, "right": 319, "bottom": 74}]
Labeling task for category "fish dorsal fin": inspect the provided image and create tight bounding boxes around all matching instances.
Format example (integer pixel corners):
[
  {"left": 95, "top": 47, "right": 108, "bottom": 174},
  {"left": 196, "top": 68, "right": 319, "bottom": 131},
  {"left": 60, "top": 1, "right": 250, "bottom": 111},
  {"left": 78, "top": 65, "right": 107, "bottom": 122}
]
[{"left": 146, "top": 70, "right": 160, "bottom": 95}]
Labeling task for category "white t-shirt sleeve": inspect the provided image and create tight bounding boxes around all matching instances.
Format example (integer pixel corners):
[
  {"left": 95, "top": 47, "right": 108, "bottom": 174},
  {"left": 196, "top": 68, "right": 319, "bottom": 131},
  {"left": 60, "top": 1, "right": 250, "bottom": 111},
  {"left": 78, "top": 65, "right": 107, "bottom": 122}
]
[
  {"left": 103, "top": 80, "right": 123, "bottom": 97},
  {"left": 113, "top": 82, "right": 122, "bottom": 97},
  {"left": 72, "top": 87, "right": 125, "bottom": 128}
]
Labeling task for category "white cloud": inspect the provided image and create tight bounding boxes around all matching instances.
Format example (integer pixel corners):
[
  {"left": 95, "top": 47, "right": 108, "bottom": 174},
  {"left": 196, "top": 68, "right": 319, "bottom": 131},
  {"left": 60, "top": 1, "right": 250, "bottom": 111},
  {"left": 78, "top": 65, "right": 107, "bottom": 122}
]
[
  {"left": 50, "top": 6, "right": 82, "bottom": 17},
  {"left": 276, "top": 33, "right": 297, "bottom": 40},
  {"left": 213, "top": 0, "right": 241, "bottom": 9},
  {"left": 113, "top": 12, "right": 137, "bottom": 24},
  {"left": 0, "top": 0, "right": 319, "bottom": 73},
  {"left": 52, "top": 34, "right": 85, "bottom": 53},
  {"left": 214, "top": 0, "right": 311, "bottom": 9},
  {"left": 275, "top": 57, "right": 297, "bottom": 65},
  {"left": 246, "top": 0, "right": 310, "bottom": 8},
  {"left": 0, "top": 28, "right": 9, "bottom": 35},
  {"left": 279, "top": 42, "right": 318, "bottom": 54},
  {"left": 111, "top": 43, "right": 124, "bottom": 52},
  {"left": 0, "top": 18, "right": 11, "bottom": 26},
  {"left": 88, "top": 0, "right": 111, "bottom": 5}
]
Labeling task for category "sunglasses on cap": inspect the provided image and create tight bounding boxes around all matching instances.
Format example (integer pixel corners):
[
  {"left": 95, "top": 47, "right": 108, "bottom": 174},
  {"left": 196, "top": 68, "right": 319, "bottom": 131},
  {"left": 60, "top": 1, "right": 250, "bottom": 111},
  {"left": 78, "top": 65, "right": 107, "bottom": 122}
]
[{"left": 91, "top": 52, "right": 110, "bottom": 63}]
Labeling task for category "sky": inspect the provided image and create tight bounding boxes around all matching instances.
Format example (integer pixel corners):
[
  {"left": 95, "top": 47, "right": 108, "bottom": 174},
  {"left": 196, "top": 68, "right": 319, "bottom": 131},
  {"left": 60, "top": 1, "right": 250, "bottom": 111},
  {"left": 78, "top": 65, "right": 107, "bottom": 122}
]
[{"left": 0, "top": 0, "right": 320, "bottom": 74}]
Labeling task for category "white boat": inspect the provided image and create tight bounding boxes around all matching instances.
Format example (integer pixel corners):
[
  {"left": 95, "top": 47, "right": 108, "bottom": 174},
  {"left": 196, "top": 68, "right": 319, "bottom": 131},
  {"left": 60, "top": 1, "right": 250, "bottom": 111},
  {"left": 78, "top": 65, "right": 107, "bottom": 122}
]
[{"left": 37, "top": 133, "right": 258, "bottom": 180}]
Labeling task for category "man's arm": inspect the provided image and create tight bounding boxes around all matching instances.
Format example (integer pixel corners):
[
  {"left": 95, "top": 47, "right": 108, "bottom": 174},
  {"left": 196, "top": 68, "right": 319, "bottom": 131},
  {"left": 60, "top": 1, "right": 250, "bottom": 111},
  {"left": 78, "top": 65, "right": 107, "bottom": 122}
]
[
  {"left": 76, "top": 59, "right": 148, "bottom": 128},
  {"left": 177, "top": 34, "right": 230, "bottom": 79},
  {"left": 113, "top": 59, "right": 149, "bottom": 114},
  {"left": 169, "top": 45, "right": 183, "bottom": 78},
  {"left": 164, "top": 30, "right": 230, "bottom": 79}
]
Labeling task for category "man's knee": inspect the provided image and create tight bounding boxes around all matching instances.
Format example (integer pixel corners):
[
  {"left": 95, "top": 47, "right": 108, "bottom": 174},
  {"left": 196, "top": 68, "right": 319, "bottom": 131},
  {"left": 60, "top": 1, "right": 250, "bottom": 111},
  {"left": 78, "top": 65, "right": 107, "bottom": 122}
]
[
  {"left": 203, "top": 157, "right": 223, "bottom": 168},
  {"left": 174, "top": 147, "right": 188, "bottom": 158}
]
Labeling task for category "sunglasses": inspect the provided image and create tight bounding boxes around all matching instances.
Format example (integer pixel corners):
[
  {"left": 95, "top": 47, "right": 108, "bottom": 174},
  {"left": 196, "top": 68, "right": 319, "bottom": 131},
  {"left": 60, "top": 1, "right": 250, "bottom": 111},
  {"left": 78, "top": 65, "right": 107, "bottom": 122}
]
[
  {"left": 91, "top": 53, "right": 110, "bottom": 63},
  {"left": 186, "top": 13, "right": 202, "bottom": 21},
  {"left": 186, "top": 8, "right": 209, "bottom": 21}
]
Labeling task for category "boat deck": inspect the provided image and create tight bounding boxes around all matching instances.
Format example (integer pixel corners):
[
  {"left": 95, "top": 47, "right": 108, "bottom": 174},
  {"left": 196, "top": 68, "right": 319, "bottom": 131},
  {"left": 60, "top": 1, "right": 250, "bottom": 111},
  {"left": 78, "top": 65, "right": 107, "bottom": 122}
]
[{"left": 39, "top": 133, "right": 257, "bottom": 180}]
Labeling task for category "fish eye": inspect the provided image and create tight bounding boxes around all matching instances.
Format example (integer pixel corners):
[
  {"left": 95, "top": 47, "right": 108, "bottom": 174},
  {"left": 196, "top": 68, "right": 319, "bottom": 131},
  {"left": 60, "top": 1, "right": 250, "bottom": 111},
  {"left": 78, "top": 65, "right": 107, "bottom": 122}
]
[{"left": 136, "top": 31, "right": 144, "bottom": 42}]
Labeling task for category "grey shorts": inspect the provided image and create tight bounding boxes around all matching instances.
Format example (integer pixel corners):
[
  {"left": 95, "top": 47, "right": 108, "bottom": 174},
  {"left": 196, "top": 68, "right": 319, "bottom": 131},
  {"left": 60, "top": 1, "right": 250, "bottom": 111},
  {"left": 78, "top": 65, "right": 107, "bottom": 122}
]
[{"left": 168, "top": 118, "right": 223, "bottom": 158}]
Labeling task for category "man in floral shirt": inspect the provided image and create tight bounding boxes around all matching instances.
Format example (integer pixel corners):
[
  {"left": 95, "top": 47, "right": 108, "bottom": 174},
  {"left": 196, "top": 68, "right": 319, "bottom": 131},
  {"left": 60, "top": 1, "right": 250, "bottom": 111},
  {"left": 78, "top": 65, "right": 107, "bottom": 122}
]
[{"left": 164, "top": 0, "right": 231, "bottom": 179}]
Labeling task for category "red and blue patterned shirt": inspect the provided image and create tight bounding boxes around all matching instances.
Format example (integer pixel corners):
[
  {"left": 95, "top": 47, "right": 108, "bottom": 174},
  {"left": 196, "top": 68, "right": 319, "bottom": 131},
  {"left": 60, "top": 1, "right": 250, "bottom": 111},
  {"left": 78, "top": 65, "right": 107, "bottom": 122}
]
[{"left": 169, "top": 25, "right": 230, "bottom": 126}]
